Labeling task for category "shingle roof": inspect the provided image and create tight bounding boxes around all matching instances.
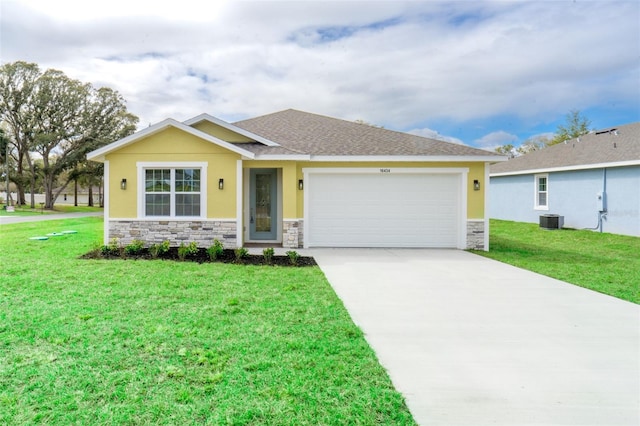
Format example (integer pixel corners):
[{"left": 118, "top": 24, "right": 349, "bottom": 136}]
[
  {"left": 491, "top": 122, "right": 640, "bottom": 175},
  {"left": 233, "top": 109, "right": 502, "bottom": 158}
]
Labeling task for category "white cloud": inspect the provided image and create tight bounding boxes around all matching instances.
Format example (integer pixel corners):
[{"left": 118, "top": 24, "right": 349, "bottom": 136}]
[
  {"left": 474, "top": 131, "right": 518, "bottom": 149},
  {"left": 1, "top": 1, "right": 638, "bottom": 140},
  {"left": 15, "top": 0, "right": 233, "bottom": 22},
  {"left": 525, "top": 132, "right": 555, "bottom": 143}
]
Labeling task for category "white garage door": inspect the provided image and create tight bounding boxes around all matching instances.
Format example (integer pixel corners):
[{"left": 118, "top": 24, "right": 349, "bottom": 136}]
[{"left": 306, "top": 171, "right": 463, "bottom": 248}]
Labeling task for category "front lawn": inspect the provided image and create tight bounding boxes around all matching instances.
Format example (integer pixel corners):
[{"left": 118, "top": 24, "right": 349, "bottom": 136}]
[
  {"left": 0, "top": 205, "right": 103, "bottom": 216},
  {"left": 0, "top": 206, "right": 50, "bottom": 217},
  {"left": 474, "top": 220, "right": 639, "bottom": 304},
  {"left": 0, "top": 218, "right": 415, "bottom": 425}
]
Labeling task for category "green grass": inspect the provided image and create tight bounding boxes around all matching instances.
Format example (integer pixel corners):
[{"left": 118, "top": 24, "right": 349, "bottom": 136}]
[
  {"left": 0, "top": 218, "right": 415, "bottom": 425},
  {"left": 0, "top": 205, "right": 103, "bottom": 216},
  {"left": 51, "top": 205, "right": 103, "bottom": 213},
  {"left": 0, "top": 206, "right": 50, "bottom": 216},
  {"left": 474, "top": 220, "right": 640, "bottom": 304}
]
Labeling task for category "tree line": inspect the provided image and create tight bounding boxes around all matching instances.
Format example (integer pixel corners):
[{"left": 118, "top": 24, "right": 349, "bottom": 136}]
[
  {"left": 0, "top": 61, "right": 138, "bottom": 209},
  {"left": 495, "top": 110, "right": 591, "bottom": 157}
]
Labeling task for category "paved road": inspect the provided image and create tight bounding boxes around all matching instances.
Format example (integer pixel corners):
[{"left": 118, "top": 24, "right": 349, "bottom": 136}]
[
  {"left": 0, "top": 211, "right": 103, "bottom": 225},
  {"left": 313, "top": 248, "right": 640, "bottom": 426}
]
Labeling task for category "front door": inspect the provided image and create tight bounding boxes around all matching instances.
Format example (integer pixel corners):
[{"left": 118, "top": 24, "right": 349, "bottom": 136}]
[{"left": 249, "top": 169, "right": 277, "bottom": 240}]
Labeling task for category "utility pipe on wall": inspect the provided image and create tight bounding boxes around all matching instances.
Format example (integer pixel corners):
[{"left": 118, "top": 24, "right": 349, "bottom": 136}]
[{"left": 599, "top": 168, "right": 607, "bottom": 233}]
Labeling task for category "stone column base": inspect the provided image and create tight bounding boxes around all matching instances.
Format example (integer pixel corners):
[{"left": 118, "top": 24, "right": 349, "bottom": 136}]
[
  {"left": 283, "top": 219, "right": 304, "bottom": 248},
  {"left": 466, "top": 220, "right": 485, "bottom": 250}
]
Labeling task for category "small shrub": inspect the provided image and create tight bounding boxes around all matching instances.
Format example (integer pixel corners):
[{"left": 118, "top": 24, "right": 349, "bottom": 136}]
[
  {"left": 101, "top": 238, "right": 122, "bottom": 257},
  {"left": 207, "top": 239, "right": 224, "bottom": 261},
  {"left": 149, "top": 240, "right": 170, "bottom": 258},
  {"left": 262, "top": 247, "right": 275, "bottom": 264},
  {"left": 125, "top": 239, "right": 145, "bottom": 255},
  {"left": 234, "top": 247, "right": 249, "bottom": 262},
  {"left": 178, "top": 241, "right": 199, "bottom": 261},
  {"left": 286, "top": 250, "right": 300, "bottom": 266}
]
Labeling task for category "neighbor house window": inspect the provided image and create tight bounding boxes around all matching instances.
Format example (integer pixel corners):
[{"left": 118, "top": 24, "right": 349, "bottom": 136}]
[
  {"left": 138, "top": 162, "right": 207, "bottom": 218},
  {"left": 534, "top": 174, "right": 549, "bottom": 210}
]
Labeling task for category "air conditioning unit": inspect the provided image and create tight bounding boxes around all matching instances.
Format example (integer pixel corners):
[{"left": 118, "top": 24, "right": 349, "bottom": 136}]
[{"left": 540, "top": 214, "right": 564, "bottom": 230}]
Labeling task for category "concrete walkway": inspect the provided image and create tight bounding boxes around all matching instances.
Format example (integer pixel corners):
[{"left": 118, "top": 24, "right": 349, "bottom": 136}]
[
  {"left": 312, "top": 248, "right": 640, "bottom": 426},
  {"left": 0, "top": 211, "right": 103, "bottom": 225}
]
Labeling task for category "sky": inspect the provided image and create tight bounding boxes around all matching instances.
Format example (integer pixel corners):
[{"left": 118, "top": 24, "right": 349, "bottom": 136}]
[{"left": 1, "top": 0, "right": 639, "bottom": 151}]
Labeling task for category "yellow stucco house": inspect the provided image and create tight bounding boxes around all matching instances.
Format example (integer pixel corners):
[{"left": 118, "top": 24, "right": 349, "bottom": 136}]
[{"left": 87, "top": 109, "right": 505, "bottom": 250}]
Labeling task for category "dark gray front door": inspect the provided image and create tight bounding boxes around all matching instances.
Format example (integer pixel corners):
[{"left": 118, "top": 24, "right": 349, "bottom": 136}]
[{"left": 250, "top": 169, "right": 277, "bottom": 240}]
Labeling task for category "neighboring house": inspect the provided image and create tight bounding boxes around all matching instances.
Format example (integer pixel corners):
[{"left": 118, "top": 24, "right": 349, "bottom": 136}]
[
  {"left": 87, "top": 109, "right": 504, "bottom": 250},
  {"left": 490, "top": 122, "right": 640, "bottom": 237}
]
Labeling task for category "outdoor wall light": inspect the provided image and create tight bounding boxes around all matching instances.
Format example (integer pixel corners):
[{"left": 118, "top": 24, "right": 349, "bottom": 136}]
[
  {"left": 120, "top": 178, "right": 127, "bottom": 190},
  {"left": 298, "top": 179, "right": 304, "bottom": 190},
  {"left": 473, "top": 179, "right": 480, "bottom": 191},
  {"left": 218, "top": 178, "right": 224, "bottom": 190}
]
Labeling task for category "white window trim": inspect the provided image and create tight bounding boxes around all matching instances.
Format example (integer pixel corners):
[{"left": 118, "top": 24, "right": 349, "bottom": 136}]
[
  {"left": 534, "top": 173, "right": 549, "bottom": 211},
  {"left": 137, "top": 162, "right": 208, "bottom": 219}
]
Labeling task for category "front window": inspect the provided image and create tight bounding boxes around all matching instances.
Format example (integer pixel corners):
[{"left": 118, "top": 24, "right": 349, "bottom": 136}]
[
  {"left": 144, "top": 167, "right": 202, "bottom": 217},
  {"left": 535, "top": 174, "right": 548, "bottom": 210}
]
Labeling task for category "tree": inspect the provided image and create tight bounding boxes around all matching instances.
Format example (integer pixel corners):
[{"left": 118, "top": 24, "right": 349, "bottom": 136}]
[
  {"left": 516, "top": 134, "right": 551, "bottom": 155},
  {"left": 0, "top": 61, "right": 41, "bottom": 205},
  {"left": 0, "top": 128, "right": 8, "bottom": 164},
  {"left": 494, "top": 144, "right": 516, "bottom": 158},
  {"left": 0, "top": 61, "right": 138, "bottom": 208},
  {"left": 0, "top": 128, "right": 10, "bottom": 204},
  {"left": 494, "top": 110, "right": 591, "bottom": 156},
  {"left": 549, "top": 110, "right": 591, "bottom": 145}
]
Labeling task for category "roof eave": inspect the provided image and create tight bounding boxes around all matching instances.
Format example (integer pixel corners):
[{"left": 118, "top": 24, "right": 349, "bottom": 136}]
[
  {"left": 490, "top": 160, "right": 640, "bottom": 177},
  {"left": 252, "top": 154, "right": 311, "bottom": 161},
  {"left": 307, "top": 155, "right": 507, "bottom": 162}
]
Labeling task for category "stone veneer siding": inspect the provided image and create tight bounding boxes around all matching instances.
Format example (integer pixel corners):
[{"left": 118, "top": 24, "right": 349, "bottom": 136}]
[
  {"left": 466, "top": 220, "right": 485, "bottom": 250},
  {"left": 283, "top": 220, "right": 303, "bottom": 248},
  {"left": 109, "top": 220, "right": 237, "bottom": 248},
  {"left": 282, "top": 219, "right": 483, "bottom": 249}
]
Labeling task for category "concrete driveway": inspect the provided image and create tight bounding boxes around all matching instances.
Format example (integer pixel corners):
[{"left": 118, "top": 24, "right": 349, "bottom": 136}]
[{"left": 312, "top": 248, "right": 639, "bottom": 426}]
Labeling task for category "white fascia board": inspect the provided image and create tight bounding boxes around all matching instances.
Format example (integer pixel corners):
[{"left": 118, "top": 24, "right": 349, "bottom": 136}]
[
  {"left": 183, "top": 113, "right": 280, "bottom": 147},
  {"left": 253, "top": 154, "right": 311, "bottom": 161},
  {"left": 86, "top": 118, "right": 256, "bottom": 161},
  {"left": 308, "top": 155, "right": 507, "bottom": 162},
  {"left": 302, "top": 167, "right": 469, "bottom": 174},
  {"left": 490, "top": 160, "right": 640, "bottom": 177}
]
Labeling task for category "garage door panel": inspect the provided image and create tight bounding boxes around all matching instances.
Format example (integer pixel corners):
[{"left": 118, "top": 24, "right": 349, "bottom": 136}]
[{"left": 307, "top": 172, "right": 462, "bottom": 248}]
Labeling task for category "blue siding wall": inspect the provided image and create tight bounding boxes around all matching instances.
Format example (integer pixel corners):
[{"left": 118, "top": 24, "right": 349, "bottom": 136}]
[
  {"left": 605, "top": 167, "right": 640, "bottom": 236},
  {"left": 490, "top": 166, "right": 640, "bottom": 237},
  {"left": 490, "top": 175, "right": 536, "bottom": 223},
  {"left": 551, "top": 169, "right": 606, "bottom": 230}
]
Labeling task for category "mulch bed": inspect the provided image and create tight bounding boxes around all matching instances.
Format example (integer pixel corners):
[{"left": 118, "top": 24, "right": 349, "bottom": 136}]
[{"left": 80, "top": 248, "right": 317, "bottom": 267}]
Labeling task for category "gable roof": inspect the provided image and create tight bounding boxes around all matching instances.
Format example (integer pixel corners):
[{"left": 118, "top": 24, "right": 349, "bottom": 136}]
[
  {"left": 183, "top": 113, "right": 280, "bottom": 147},
  {"left": 234, "top": 109, "right": 504, "bottom": 161},
  {"left": 86, "top": 118, "right": 257, "bottom": 162},
  {"left": 87, "top": 108, "right": 505, "bottom": 163},
  {"left": 491, "top": 122, "right": 640, "bottom": 176}
]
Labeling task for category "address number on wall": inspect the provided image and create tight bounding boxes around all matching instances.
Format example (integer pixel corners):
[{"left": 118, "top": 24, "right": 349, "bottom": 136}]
[{"left": 380, "top": 168, "right": 391, "bottom": 173}]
